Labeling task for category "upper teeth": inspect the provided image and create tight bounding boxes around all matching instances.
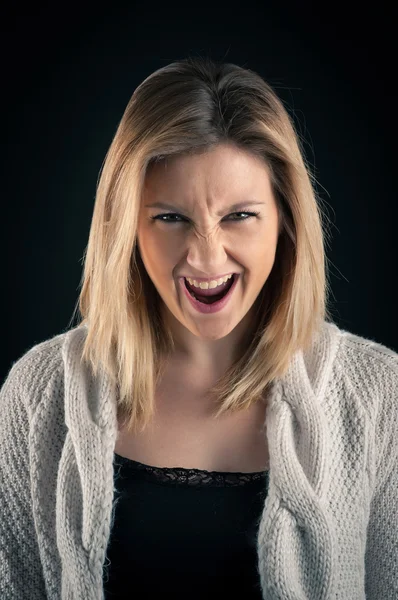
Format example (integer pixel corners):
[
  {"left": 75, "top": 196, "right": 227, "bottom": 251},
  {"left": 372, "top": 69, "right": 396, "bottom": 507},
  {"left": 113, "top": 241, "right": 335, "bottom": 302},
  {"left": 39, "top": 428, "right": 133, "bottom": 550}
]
[{"left": 185, "top": 274, "right": 233, "bottom": 289}]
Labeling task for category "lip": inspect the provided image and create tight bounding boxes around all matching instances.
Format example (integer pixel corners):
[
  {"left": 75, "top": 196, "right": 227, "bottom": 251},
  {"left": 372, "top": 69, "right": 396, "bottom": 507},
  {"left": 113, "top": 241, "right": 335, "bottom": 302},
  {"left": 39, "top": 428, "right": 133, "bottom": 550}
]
[{"left": 179, "top": 273, "right": 239, "bottom": 314}]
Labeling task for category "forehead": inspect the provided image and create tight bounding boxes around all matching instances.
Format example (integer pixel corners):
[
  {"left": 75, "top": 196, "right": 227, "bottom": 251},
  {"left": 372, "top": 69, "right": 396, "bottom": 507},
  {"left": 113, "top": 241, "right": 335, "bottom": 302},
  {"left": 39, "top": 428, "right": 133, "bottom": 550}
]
[{"left": 143, "top": 145, "right": 273, "bottom": 206}]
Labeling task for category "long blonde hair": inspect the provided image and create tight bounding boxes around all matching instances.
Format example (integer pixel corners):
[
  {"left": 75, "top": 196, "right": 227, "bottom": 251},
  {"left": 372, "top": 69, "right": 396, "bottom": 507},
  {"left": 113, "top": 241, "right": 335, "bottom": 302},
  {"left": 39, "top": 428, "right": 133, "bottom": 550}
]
[{"left": 70, "top": 55, "right": 334, "bottom": 434}]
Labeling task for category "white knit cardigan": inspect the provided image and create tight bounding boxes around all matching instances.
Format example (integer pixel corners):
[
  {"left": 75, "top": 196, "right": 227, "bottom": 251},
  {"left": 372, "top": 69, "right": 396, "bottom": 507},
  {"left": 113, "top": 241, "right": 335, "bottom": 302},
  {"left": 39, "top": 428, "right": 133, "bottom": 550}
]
[{"left": 0, "top": 320, "right": 397, "bottom": 599}]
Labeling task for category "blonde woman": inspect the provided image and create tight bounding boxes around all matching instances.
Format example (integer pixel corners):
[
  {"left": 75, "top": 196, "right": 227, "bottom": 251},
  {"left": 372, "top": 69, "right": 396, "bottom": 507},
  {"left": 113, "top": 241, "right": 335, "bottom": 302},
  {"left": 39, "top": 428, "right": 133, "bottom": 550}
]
[{"left": 1, "top": 56, "right": 397, "bottom": 600}]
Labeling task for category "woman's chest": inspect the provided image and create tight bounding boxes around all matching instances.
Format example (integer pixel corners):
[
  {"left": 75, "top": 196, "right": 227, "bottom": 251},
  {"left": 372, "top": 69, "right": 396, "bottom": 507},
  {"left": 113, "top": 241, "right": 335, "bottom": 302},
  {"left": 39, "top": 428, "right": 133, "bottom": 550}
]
[{"left": 115, "top": 385, "right": 269, "bottom": 473}]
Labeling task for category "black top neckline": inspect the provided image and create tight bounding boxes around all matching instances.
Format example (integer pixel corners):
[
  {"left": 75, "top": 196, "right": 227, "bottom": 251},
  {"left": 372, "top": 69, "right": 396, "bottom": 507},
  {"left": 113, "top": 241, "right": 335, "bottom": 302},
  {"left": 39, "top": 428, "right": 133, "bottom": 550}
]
[{"left": 114, "top": 451, "right": 269, "bottom": 487}]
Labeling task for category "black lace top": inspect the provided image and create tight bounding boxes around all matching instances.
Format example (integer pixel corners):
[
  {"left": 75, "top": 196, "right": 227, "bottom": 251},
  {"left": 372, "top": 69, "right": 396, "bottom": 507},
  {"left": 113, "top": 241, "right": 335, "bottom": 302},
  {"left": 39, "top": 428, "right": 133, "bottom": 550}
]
[{"left": 103, "top": 452, "right": 269, "bottom": 599}]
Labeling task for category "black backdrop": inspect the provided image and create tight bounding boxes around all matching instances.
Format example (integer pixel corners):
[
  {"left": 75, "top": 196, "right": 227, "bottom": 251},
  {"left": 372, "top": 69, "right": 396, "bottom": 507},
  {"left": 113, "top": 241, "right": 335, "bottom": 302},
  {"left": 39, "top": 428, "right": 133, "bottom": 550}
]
[{"left": 2, "top": 1, "right": 397, "bottom": 381}]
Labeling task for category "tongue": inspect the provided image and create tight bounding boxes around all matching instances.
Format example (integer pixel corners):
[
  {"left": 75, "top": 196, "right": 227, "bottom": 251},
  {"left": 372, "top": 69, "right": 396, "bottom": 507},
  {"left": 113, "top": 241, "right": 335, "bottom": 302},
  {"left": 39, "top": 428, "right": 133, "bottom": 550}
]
[{"left": 185, "top": 276, "right": 233, "bottom": 297}]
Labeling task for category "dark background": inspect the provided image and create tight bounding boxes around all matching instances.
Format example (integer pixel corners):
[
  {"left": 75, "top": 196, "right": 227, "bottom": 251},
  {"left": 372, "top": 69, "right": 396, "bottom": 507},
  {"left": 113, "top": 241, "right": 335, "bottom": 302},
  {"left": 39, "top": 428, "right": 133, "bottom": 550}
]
[{"left": 2, "top": 2, "right": 397, "bottom": 381}]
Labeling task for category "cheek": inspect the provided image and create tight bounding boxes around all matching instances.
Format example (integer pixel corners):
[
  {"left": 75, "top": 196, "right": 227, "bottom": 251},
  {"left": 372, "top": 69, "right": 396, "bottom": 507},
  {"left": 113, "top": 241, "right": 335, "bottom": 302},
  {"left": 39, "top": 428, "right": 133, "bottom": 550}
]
[
  {"left": 242, "top": 230, "right": 279, "bottom": 279},
  {"left": 241, "top": 227, "right": 278, "bottom": 257},
  {"left": 138, "top": 229, "right": 180, "bottom": 276}
]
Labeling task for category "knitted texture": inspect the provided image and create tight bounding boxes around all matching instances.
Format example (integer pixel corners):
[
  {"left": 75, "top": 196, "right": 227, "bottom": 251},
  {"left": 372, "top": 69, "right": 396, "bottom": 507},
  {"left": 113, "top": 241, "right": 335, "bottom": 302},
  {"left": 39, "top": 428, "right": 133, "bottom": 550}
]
[{"left": 0, "top": 321, "right": 397, "bottom": 599}]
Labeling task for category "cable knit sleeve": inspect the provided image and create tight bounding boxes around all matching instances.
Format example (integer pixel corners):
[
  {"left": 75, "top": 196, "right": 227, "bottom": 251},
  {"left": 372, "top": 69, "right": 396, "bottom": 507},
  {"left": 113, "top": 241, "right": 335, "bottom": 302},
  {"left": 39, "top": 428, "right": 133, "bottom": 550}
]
[
  {"left": 0, "top": 358, "right": 47, "bottom": 599},
  {"left": 364, "top": 351, "right": 398, "bottom": 599}
]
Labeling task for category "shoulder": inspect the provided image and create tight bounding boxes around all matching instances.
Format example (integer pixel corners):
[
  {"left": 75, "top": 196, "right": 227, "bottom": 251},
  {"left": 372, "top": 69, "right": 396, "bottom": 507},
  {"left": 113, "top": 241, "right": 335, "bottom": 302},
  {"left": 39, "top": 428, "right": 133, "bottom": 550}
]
[
  {"left": 0, "top": 325, "right": 85, "bottom": 418},
  {"left": 321, "top": 321, "right": 398, "bottom": 431},
  {"left": 330, "top": 321, "right": 398, "bottom": 381},
  {"left": 296, "top": 320, "right": 397, "bottom": 394}
]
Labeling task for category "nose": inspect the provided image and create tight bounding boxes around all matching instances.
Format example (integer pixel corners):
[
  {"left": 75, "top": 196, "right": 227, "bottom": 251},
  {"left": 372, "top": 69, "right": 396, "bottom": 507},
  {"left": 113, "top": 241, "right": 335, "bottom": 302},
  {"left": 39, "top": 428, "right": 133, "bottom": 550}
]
[{"left": 185, "top": 232, "right": 230, "bottom": 276}]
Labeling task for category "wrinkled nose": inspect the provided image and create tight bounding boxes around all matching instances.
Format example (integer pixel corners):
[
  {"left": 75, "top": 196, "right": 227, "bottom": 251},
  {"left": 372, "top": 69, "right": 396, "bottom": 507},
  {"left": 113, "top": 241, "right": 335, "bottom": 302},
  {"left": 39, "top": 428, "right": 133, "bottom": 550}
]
[{"left": 185, "top": 233, "right": 229, "bottom": 275}]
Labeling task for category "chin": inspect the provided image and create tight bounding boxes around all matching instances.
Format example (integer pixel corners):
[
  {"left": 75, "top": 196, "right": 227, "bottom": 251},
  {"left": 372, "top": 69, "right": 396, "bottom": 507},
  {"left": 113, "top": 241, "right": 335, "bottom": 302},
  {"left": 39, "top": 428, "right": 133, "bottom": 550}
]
[{"left": 189, "top": 320, "right": 238, "bottom": 338}]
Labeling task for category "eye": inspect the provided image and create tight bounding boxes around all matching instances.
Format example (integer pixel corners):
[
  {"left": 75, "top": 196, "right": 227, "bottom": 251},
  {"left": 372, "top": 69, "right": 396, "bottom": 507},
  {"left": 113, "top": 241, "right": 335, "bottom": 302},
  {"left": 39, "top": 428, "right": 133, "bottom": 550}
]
[
  {"left": 151, "top": 213, "right": 187, "bottom": 223},
  {"left": 227, "top": 211, "right": 260, "bottom": 221},
  {"left": 151, "top": 211, "right": 259, "bottom": 223}
]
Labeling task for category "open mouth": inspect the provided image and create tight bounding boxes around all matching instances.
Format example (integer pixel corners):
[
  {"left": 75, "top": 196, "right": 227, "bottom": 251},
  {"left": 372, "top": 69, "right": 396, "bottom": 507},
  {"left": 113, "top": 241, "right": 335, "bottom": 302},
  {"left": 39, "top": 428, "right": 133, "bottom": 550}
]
[{"left": 184, "top": 274, "right": 236, "bottom": 304}]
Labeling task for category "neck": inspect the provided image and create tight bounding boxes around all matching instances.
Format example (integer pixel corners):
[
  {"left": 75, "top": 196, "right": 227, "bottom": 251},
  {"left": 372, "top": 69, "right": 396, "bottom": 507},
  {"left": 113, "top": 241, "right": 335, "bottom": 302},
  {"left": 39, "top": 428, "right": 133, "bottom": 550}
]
[{"left": 160, "top": 299, "right": 261, "bottom": 375}]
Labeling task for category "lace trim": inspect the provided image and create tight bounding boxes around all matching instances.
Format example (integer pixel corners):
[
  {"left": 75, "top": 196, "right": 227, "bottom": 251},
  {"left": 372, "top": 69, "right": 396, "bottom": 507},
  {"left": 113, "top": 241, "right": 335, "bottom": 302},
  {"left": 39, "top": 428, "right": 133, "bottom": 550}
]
[{"left": 114, "top": 452, "right": 269, "bottom": 487}]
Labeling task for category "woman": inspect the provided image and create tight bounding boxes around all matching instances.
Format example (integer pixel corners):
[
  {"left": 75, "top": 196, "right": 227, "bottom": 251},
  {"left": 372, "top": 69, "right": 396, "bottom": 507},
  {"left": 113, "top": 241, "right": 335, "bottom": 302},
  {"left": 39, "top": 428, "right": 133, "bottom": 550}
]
[{"left": 1, "top": 56, "right": 397, "bottom": 600}]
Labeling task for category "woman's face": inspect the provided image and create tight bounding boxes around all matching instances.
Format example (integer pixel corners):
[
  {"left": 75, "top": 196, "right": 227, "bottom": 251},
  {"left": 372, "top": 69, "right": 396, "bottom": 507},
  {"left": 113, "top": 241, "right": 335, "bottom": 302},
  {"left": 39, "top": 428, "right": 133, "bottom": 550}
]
[{"left": 137, "top": 143, "right": 280, "bottom": 343}]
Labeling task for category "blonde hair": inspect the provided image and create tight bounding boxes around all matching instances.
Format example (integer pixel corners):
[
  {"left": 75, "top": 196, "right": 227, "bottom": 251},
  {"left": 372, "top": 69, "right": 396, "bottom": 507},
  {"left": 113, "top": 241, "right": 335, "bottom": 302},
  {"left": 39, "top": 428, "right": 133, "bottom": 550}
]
[{"left": 70, "top": 55, "right": 334, "bottom": 434}]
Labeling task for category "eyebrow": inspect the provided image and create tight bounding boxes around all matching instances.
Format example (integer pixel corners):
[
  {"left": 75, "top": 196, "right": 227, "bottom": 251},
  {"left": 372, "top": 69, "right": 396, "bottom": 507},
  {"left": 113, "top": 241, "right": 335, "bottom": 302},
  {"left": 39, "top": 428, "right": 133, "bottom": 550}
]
[{"left": 144, "top": 200, "right": 265, "bottom": 215}]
